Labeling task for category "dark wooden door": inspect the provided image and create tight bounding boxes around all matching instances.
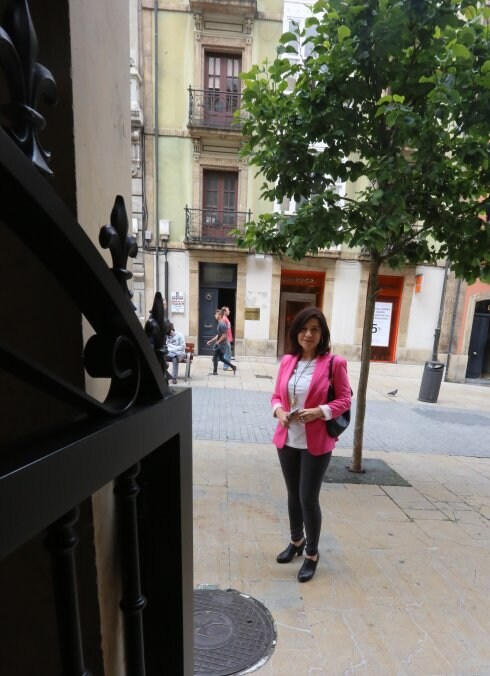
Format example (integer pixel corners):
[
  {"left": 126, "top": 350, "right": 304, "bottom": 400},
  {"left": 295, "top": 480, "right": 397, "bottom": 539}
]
[
  {"left": 199, "top": 287, "right": 220, "bottom": 355},
  {"left": 466, "top": 314, "right": 490, "bottom": 378}
]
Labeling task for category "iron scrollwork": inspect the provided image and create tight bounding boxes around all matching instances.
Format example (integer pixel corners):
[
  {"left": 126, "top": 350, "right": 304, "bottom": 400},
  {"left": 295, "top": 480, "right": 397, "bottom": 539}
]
[
  {"left": 99, "top": 196, "right": 138, "bottom": 301},
  {"left": 0, "top": 0, "right": 169, "bottom": 417},
  {"left": 0, "top": 0, "right": 57, "bottom": 175},
  {"left": 81, "top": 195, "right": 142, "bottom": 413}
]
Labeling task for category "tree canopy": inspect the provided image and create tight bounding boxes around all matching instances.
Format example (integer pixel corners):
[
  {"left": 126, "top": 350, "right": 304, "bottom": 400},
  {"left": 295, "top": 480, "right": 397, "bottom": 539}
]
[
  {"left": 239, "top": 0, "right": 490, "bottom": 282},
  {"left": 238, "top": 0, "right": 490, "bottom": 471}
]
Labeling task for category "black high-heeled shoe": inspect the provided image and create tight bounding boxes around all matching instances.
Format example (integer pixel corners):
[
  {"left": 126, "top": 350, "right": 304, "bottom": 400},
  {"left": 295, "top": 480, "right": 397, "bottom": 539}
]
[
  {"left": 298, "top": 553, "right": 319, "bottom": 582},
  {"left": 232, "top": 365, "right": 237, "bottom": 375},
  {"left": 276, "top": 539, "right": 305, "bottom": 563}
]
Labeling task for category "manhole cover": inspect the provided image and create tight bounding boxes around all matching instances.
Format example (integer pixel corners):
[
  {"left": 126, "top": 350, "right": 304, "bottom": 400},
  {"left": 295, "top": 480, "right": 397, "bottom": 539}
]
[{"left": 194, "top": 588, "right": 276, "bottom": 675}]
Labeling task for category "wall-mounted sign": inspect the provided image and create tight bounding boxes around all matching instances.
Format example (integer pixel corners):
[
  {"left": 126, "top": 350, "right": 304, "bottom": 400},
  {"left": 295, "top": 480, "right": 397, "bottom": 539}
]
[
  {"left": 244, "top": 307, "right": 260, "bottom": 321},
  {"left": 372, "top": 302, "right": 392, "bottom": 347},
  {"left": 171, "top": 291, "right": 185, "bottom": 314}
]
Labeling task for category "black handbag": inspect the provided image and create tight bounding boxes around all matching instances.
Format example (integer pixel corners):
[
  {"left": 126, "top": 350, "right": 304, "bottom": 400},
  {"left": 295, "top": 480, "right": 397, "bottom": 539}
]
[{"left": 326, "top": 355, "right": 352, "bottom": 437}]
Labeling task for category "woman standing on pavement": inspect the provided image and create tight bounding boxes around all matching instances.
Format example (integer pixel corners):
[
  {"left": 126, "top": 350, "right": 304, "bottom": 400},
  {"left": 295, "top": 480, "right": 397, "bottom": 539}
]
[{"left": 271, "top": 306, "right": 351, "bottom": 582}]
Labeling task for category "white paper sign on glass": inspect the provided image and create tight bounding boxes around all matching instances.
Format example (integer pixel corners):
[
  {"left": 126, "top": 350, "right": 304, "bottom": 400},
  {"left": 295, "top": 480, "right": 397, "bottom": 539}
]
[{"left": 372, "top": 301, "right": 392, "bottom": 347}]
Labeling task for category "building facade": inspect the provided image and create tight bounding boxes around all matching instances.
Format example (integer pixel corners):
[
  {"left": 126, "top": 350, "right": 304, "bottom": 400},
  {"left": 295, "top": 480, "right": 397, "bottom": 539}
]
[{"left": 135, "top": 0, "right": 490, "bottom": 382}]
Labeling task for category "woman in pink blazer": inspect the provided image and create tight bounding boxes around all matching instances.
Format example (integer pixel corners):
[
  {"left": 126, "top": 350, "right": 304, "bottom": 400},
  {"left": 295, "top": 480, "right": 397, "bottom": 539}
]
[{"left": 271, "top": 306, "right": 351, "bottom": 582}]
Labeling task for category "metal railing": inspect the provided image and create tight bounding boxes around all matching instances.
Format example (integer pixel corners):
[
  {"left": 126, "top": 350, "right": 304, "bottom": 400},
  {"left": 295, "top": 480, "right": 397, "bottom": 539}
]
[
  {"left": 185, "top": 206, "right": 251, "bottom": 243},
  {"left": 188, "top": 87, "right": 242, "bottom": 129}
]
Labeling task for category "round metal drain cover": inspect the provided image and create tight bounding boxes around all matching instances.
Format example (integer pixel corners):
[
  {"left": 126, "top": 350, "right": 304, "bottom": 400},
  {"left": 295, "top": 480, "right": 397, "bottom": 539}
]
[{"left": 194, "top": 588, "right": 276, "bottom": 675}]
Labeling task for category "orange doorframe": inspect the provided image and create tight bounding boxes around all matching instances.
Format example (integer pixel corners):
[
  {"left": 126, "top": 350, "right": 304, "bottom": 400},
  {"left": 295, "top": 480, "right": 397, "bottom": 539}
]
[{"left": 371, "top": 275, "right": 404, "bottom": 363}]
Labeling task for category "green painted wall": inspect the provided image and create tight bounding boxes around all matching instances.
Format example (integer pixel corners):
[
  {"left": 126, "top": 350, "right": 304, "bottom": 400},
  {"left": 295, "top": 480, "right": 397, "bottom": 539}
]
[
  {"left": 247, "top": 17, "right": 283, "bottom": 223},
  {"left": 157, "top": 11, "right": 194, "bottom": 242},
  {"left": 156, "top": 4, "right": 283, "bottom": 243},
  {"left": 158, "top": 136, "right": 193, "bottom": 242},
  {"left": 158, "top": 12, "right": 194, "bottom": 129}
]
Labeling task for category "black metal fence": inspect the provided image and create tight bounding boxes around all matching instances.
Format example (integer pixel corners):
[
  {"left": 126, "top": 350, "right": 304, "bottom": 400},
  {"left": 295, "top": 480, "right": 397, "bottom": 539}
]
[
  {"left": 185, "top": 206, "right": 251, "bottom": 243},
  {"left": 187, "top": 87, "right": 242, "bottom": 129}
]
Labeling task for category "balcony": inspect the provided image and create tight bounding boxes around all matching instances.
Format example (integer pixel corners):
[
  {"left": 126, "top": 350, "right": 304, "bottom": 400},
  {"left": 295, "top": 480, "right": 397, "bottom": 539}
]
[
  {"left": 188, "top": 87, "right": 242, "bottom": 131},
  {"left": 185, "top": 207, "right": 251, "bottom": 244}
]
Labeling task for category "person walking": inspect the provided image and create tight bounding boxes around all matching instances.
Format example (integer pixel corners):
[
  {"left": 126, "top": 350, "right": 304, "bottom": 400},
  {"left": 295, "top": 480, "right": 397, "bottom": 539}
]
[
  {"left": 165, "top": 322, "right": 186, "bottom": 384},
  {"left": 221, "top": 306, "right": 234, "bottom": 370},
  {"left": 271, "top": 306, "right": 351, "bottom": 582},
  {"left": 206, "top": 309, "right": 236, "bottom": 375}
]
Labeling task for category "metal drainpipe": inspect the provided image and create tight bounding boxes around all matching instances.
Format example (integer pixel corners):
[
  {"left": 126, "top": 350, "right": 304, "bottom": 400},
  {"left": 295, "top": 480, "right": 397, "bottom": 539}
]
[
  {"left": 445, "top": 276, "right": 462, "bottom": 381},
  {"left": 164, "top": 242, "right": 169, "bottom": 317},
  {"left": 432, "top": 259, "right": 450, "bottom": 362},
  {"left": 154, "top": 0, "right": 160, "bottom": 294}
]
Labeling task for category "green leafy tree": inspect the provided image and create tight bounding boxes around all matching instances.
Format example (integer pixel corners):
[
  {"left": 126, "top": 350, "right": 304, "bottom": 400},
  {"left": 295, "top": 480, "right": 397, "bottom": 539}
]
[{"left": 238, "top": 0, "right": 490, "bottom": 471}]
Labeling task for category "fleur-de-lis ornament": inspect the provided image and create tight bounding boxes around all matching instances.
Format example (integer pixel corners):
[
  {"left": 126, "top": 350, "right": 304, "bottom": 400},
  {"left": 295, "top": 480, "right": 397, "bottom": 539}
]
[
  {"left": 145, "top": 292, "right": 171, "bottom": 378},
  {"left": 99, "top": 196, "right": 138, "bottom": 300},
  {"left": 0, "top": 0, "right": 57, "bottom": 175}
]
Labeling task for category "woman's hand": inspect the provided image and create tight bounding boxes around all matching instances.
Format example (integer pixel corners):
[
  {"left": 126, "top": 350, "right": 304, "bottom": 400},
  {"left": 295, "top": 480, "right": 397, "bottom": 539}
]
[
  {"left": 298, "top": 407, "right": 323, "bottom": 424},
  {"left": 275, "top": 407, "right": 290, "bottom": 428}
]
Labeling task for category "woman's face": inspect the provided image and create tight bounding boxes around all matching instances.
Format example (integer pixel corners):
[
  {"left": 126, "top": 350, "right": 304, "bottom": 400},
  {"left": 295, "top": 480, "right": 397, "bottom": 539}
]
[{"left": 297, "top": 318, "right": 322, "bottom": 356}]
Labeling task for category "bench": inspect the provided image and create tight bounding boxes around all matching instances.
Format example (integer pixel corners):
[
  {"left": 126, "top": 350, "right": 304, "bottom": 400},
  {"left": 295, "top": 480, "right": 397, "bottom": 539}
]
[{"left": 166, "top": 341, "right": 194, "bottom": 382}]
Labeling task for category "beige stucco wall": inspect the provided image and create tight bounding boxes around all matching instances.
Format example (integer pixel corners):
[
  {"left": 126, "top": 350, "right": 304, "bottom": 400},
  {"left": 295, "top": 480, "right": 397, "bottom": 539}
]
[{"left": 69, "top": 1, "right": 131, "bottom": 674}]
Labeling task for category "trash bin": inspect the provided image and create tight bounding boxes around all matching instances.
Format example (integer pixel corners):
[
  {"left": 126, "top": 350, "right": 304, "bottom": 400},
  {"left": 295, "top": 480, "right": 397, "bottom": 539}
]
[{"left": 418, "top": 361, "right": 444, "bottom": 403}]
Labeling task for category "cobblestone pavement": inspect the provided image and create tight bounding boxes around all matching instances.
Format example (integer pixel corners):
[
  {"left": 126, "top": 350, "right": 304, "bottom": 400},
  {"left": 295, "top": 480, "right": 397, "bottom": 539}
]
[{"left": 191, "top": 387, "right": 490, "bottom": 457}]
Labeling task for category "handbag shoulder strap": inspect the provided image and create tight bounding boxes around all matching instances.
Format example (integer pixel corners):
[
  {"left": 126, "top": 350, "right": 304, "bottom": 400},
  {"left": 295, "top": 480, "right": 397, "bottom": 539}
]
[{"left": 328, "top": 354, "right": 354, "bottom": 397}]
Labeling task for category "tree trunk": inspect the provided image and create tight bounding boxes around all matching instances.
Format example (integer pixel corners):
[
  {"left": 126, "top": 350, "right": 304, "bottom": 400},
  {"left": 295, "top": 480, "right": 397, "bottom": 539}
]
[{"left": 350, "top": 256, "right": 381, "bottom": 473}]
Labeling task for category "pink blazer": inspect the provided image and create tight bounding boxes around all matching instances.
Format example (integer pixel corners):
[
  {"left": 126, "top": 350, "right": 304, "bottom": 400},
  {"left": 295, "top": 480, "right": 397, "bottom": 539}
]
[{"left": 271, "top": 353, "right": 352, "bottom": 455}]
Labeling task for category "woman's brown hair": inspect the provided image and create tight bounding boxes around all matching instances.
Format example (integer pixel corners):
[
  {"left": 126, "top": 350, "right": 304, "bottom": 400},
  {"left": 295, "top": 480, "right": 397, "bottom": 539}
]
[{"left": 288, "top": 306, "right": 331, "bottom": 356}]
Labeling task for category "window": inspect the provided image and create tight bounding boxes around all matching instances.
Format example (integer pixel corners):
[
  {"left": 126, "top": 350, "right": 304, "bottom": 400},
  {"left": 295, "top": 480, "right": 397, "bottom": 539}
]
[
  {"left": 283, "top": 1, "right": 315, "bottom": 63},
  {"left": 273, "top": 170, "right": 344, "bottom": 251},
  {"left": 204, "top": 53, "right": 241, "bottom": 126},
  {"left": 274, "top": 177, "right": 345, "bottom": 215},
  {"left": 203, "top": 170, "right": 238, "bottom": 239}
]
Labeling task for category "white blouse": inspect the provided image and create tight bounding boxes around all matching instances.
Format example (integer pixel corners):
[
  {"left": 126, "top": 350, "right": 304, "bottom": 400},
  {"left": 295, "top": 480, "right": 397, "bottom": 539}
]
[{"left": 272, "top": 359, "right": 332, "bottom": 449}]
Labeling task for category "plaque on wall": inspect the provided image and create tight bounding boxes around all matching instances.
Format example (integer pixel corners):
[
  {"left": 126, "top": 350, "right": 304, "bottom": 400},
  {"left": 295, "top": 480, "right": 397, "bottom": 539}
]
[{"left": 244, "top": 307, "right": 260, "bottom": 320}]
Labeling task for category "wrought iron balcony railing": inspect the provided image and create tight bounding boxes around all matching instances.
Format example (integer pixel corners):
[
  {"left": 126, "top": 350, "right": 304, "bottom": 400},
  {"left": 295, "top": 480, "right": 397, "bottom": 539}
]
[
  {"left": 185, "top": 207, "right": 251, "bottom": 243},
  {"left": 188, "top": 87, "right": 242, "bottom": 129}
]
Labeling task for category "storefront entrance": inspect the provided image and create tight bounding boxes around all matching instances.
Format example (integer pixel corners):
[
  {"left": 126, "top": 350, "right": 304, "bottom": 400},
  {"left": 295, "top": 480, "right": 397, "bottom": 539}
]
[
  {"left": 278, "top": 269, "right": 325, "bottom": 357},
  {"left": 278, "top": 292, "right": 316, "bottom": 355},
  {"left": 371, "top": 275, "right": 404, "bottom": 362}
]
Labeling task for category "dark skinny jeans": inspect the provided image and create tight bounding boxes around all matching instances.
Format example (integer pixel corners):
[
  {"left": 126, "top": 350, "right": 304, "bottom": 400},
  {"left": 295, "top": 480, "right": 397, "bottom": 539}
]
[
  {"left": 212, "top": 345, "right": 234, "bottom": 373},
  {"left": 277, "top": 445, "right": 332, "bottom": 556}
]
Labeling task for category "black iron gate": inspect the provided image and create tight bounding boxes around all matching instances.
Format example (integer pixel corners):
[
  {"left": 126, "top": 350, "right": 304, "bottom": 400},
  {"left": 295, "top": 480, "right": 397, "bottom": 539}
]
[{"left": 0, "top": 1, "right": 192, "bottom": 674}]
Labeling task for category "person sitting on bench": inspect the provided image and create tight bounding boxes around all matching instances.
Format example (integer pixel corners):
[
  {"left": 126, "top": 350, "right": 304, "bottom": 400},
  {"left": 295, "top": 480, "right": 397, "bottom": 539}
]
[{"left": 165, "top": 323, "right": 186, "bottom": 384}]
